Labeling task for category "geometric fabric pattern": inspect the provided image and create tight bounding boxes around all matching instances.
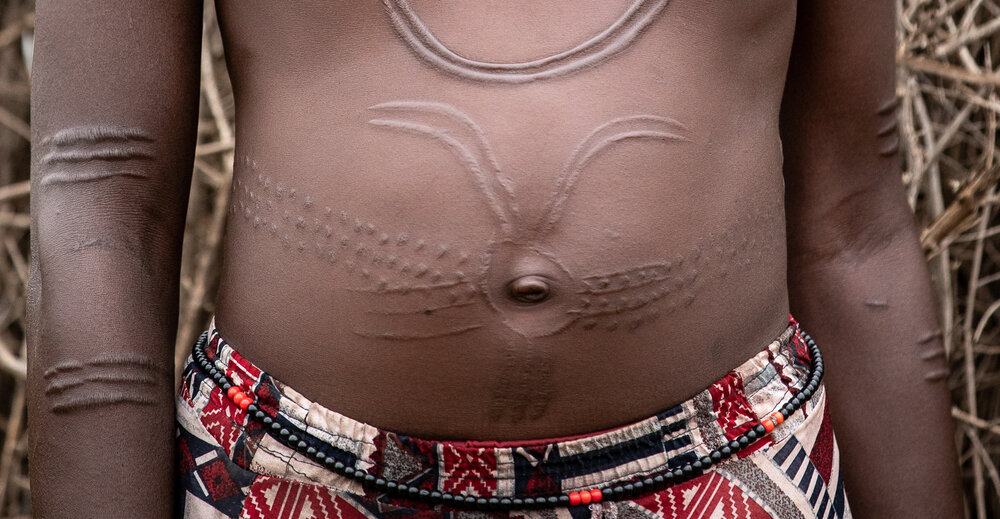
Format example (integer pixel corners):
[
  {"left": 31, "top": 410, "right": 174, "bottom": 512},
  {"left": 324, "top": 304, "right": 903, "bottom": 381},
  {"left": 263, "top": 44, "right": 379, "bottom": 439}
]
[{"left": 177, "top": 316, "right": 852, "bottom": 518}]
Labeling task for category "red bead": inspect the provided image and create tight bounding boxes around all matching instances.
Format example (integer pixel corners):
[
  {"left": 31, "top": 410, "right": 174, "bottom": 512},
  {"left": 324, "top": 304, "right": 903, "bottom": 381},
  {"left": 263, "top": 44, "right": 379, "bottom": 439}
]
[
  {"left": 580, "top": 490, "right": 592, "bottom": 505},
  {"left": 763, "top": 418, "right": 776, "bottom": 433},
  {"left": 227, "top": 386, "right": 240, "bottom": 399},
  {"left": 591, "top": 489, "right": 603, "bottom": 503},
  {"left": 771, "top": 412, "right": 784, "bottom": 425},
  {"left": 568, "top": 492, "right": 581, "bottom": 506},
  {"left": 239, "top": 397, "right": 252, "bottom": 410},
  {"left": 234, "top": 391, "right": 247, "bottom": 403}
]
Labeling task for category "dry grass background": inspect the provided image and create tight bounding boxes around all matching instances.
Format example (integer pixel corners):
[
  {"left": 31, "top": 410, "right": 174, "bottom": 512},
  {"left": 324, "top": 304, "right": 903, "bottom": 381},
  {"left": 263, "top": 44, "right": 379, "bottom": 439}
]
[{"left": 0, "top": 1, "right": 997, "bottom": 517}]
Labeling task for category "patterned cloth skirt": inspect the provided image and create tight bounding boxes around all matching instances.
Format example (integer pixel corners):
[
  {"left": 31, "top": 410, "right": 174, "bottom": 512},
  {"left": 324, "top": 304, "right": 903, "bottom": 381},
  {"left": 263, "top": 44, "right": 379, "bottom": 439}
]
[{"left": 176, "top": 316, "right": 851, "bottom": 518}]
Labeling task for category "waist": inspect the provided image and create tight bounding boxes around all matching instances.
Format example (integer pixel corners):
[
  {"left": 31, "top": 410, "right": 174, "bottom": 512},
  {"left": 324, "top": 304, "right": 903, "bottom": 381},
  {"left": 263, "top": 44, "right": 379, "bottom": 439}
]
[
  {"left": 214, "top": 149, "right": 790, "bottom": 437},
  {"left": 210, "top": 278, "right": 789, "bottom": 440},
  {"left": 178, "top": 315, "right": 820, "bottom": 506}
]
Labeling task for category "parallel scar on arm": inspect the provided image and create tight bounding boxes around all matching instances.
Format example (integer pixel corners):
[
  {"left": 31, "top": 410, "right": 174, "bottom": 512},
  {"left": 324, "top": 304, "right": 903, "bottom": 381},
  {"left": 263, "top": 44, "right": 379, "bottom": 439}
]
[
  {"left": 917, "top": 328, "right": 943, "bottom": 343},
  {"left": 38, "top": 125, "right": 155, "bottom": 186},
  {"left": 42, "top": 353, "right": 165, "bottom": 413},
  {"left": 917, "top": 329, "right": 948, "bottom": 379},
  {"left": 876, "top": 97, "right": 901, "bottom": 157},
  {"left": 40, "top": 125, "right": 154, "bottom": 146}
]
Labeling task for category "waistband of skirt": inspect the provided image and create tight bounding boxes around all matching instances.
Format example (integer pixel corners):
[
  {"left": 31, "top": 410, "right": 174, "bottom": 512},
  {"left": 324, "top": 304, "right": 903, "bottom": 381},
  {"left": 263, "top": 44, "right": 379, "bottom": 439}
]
[{"left": 180, "top": 315, "right": 813, "bottom": 498}]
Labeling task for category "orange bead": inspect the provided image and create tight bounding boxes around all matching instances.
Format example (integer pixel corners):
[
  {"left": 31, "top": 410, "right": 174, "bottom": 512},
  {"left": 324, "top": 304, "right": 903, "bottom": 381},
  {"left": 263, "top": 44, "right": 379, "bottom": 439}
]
[
  {"left": 239, "top": 397, "right": 252, "bottom": 410},
  {"left": 580, "top": 489, "right": 592, "bottom": 505},
  {"left": 771, "top": 412, "right": 784, "bottom": 425},
  {"left": 234, "top": 391, "right": 247, "bottom": 403},
  {"left": 590, "top": 489, "right": 603, "bottom": 503},
  {"left": 763, "top": 418, "right": 775, "bottom": 433},
  {"left": 568, "top": 492, "right": 581, "bottom": 506},
  {"left": 227, "top": 386, "right": 240, "bottom": 399}
]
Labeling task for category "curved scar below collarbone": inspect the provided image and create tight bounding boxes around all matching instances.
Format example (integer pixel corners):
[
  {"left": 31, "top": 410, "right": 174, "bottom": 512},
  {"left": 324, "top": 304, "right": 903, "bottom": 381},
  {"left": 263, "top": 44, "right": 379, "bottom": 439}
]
[
  {"left": 43, "top": 353, "right": 165, "bottom": 413},
  {"left": 383, "top": 0, "right": 672, "bottom": 83}
]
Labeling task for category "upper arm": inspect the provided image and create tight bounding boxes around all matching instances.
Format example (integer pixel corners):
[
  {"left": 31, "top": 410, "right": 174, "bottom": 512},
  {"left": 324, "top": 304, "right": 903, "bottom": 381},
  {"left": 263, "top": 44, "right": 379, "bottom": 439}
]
[
  {"left": 29, "top": 0, "right": 204, "bottom": 357},
  {"left": 31, "top": 0, "right": 203, "bottom": 256},
  {"left": 780, "top": 0, "right": 912, "bottom": 262}
]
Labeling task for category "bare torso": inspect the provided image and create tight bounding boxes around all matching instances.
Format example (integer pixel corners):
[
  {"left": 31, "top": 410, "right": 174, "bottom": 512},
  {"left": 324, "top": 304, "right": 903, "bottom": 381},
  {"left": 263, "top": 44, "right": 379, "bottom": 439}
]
[{"left": 213, "top": 0, "right": 796, "bottom": 439}]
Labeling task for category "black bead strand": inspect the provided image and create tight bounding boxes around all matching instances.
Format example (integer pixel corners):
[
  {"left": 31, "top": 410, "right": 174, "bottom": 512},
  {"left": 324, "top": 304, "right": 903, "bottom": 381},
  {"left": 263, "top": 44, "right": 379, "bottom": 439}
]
[{"left": 187, "top": 328, "right": 825, "bottom": 511}]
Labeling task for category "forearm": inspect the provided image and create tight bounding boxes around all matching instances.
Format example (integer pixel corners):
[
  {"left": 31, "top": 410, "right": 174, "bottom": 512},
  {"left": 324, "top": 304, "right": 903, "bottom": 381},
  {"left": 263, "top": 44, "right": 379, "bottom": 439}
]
[
  {"left": 28, "top": 223, "right": 183, "bottom": 518},
  {"left": 787, "top": 212, "right": 963, "bottom": 517},
  {"left": 28, "top": 1, "right": 203, "bottom": 517}
]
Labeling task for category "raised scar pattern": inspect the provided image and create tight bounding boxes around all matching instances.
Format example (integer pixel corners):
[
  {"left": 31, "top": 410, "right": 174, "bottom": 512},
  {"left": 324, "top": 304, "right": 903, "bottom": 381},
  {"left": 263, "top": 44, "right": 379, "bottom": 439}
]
[
  {"left": 38, "top": 125, "right": 155, "bottom": 186},
  {"left": 367, "top": 300, "right": 476, "bottom": 316},
  {"left": 42, "top": 147, "right": 154, "bottom": 164},
  {"left": 918, "top": 329, "right": 943, "bottom": 344},
  {"left": 233, "top": 166, "right": 481, "bottom": 339},
  {"left": 353, "top": 324, "right": 484, "bottom": 341},
  {"left": 49, "top": 393, "right": 159, "bottom": 413},
  {"left": 45, "top": 372, "right": 157, "bottom": 394},
  {"left": 43, "top": 353, "right": 165, "bottom": 413},
  {"left": 383, "top": 0, "right": 671, "bottom": 83},
  {"left": 489, "top": 341, "right": 555, "bottom": 423},
  {"left": 368, "top": 103, "right": 689, "bottom": 241},
  {"left": 368, "top": 101, "right": 519, "bottom": 234},
  {"left": 41, "top": 125, "right": 153, "bottom": 146},
  {"left": 238, "top": 102, "right": 765, "bottom": 339},
  {"left": 536, "top": 115, "right": 689, "bottom": 237},
  {"left": 363, "top": 101, "right": 753, "bottom": 337},
  {"left": 876, "top": 97, "right": 900, "bottom": 116},
  {"left": 876, "top": 97, "right": 901, "bottom": 158},
  {"left": 578, "top": 262, "right": 672, "bottom": 294},
  {"left": 39, "top": 170, "right": 151, "bottom": 186}
]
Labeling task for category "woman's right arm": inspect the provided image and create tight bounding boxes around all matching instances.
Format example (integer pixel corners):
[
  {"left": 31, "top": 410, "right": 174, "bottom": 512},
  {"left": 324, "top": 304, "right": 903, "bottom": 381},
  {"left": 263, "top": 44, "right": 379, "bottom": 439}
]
[{"left": 28, "top": 1, "right": 203, "bottom": 516}]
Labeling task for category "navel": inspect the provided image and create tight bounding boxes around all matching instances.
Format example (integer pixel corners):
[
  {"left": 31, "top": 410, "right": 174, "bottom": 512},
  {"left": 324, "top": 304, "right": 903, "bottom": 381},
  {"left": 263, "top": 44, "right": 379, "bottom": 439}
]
[{"left": 508, "top": 275, "right": 551, "bottom": 304}]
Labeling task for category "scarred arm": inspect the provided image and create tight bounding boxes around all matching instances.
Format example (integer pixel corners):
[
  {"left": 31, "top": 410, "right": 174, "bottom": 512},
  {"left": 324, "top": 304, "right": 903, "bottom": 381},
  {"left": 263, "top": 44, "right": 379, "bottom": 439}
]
[
  {"left": 28, "top": 1, "right": 202, "bottom": 516},
  {"left": 781, "top": 1, "right": 963, "bottom": 517}
]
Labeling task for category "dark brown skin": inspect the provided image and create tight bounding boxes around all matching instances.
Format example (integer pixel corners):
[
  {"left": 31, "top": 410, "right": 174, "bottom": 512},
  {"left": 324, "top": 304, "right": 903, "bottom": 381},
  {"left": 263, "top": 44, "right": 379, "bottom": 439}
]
[
  {"left": 782, "top": 2, "right": 964, "bottom": 517},
  {"left": 27, "top": 1, "right": 961, "bottom": 518}
]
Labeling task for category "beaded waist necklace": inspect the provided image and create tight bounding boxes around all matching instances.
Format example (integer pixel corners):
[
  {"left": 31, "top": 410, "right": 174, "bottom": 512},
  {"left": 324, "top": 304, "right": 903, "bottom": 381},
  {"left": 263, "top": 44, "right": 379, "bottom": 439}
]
[{"left": 188, "top": 324, "right": 823, "bottom": 512}]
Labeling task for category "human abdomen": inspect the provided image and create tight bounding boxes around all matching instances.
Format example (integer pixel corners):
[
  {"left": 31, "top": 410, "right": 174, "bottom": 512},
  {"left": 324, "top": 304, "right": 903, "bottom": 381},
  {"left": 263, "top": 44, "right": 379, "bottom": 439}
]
[{"left": 213, "top": 0, "right": 797, "bottom": 439}]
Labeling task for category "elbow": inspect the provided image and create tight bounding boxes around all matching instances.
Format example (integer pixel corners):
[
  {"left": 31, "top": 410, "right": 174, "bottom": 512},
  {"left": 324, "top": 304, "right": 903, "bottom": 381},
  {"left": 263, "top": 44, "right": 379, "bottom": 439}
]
[
  {"left": 31, "top": 128, "right": 186, "bottom": 271},
  {"left": 787, "top": 186, "right": 921, "bottom": 269}
]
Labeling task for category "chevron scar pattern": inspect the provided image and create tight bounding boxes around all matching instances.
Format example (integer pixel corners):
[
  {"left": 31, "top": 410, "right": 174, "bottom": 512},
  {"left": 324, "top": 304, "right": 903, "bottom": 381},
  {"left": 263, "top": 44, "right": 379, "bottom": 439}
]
[
  {"left": 236, "top": 101, "right": 772, "bottom": 340},
  {"left": 365, "top": 100, "right": 717, "bottom": 338}
]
